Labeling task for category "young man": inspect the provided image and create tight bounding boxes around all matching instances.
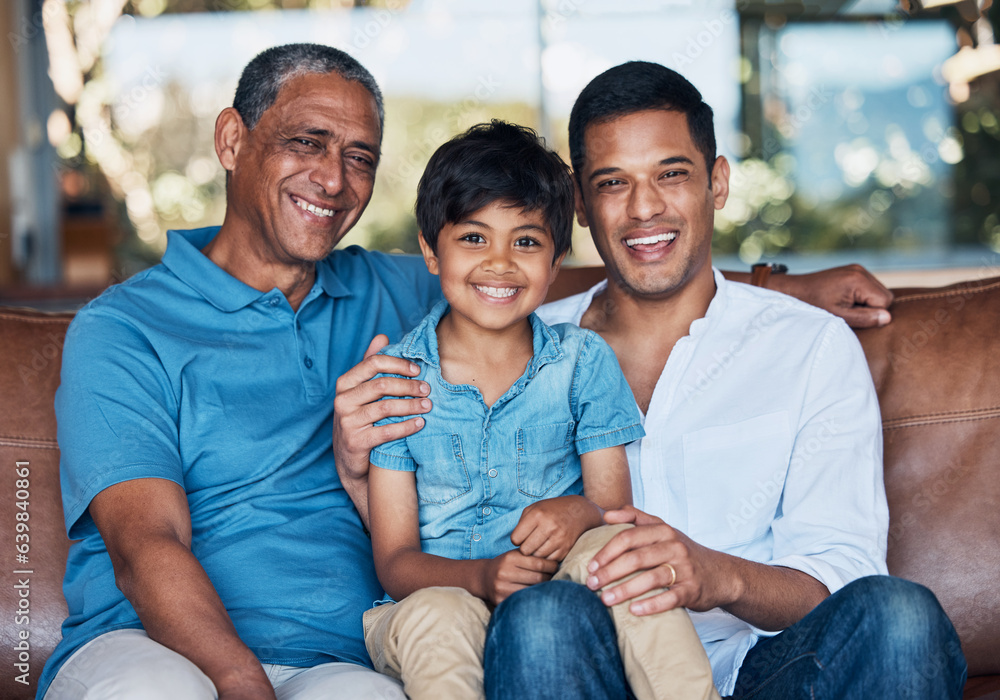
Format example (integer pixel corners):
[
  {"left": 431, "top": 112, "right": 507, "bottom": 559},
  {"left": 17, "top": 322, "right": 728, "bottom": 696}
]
[
  {"left": 479, "top": 62, "right": 968, "bottom": 699},
  {"left": 364, "top": 121, "right": 718, "bottom": 700}
]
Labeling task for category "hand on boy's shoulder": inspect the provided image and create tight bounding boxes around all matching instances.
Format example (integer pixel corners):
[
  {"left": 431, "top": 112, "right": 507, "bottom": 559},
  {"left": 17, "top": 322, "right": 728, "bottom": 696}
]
[{"left": 333, "top": 334, "right": 432, "bottom": 489}]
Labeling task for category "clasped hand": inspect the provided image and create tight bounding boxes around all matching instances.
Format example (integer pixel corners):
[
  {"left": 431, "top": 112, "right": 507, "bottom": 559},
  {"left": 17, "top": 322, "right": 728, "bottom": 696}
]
[{"left": 482, "top": 495, "right": 602, "bottom": 606}]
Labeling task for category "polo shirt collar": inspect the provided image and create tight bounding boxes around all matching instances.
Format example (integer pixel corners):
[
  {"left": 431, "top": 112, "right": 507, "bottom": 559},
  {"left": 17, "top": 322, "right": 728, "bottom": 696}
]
[
  {"left": 161, "top": 227, "right": 351, "bottom": 312},
  {"left": 397, "top": 299, "right": 564, "bottom": 374}
]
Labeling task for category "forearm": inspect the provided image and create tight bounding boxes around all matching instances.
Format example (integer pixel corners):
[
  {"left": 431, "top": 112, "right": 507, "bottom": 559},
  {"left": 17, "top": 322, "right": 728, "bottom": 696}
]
[
  {"left": 339, "top": 471, "right": 371, "bottom": 529},
  {"left": 710, "top": 550, "right": 830, "bottom": 631},
  {"left": 116, "top": 535, "right": 273, "bottom": 698},
  {"left": 378, "top": 548, "right": 491, "bottom": 601}
]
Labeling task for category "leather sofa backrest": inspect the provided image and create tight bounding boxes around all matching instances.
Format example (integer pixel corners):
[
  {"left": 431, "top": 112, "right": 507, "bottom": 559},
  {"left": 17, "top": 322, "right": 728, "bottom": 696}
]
[
  {"left": 856, "top": 276, "right": 1000, "bottom": 677},
  {"left": 1, "top": 307, "right": 74, "bottom": 699},
  {"left": 1, "top": 275, "right": 998, "bottom": 699}
]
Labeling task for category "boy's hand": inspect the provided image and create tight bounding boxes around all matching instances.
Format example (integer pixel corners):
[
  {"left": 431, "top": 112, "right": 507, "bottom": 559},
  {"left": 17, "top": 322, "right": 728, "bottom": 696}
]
[
  {"left": 511, "top": 495, "right": 604, "bottom": 561},
  {"left": 482, "top": 550, "right": 558, "bottom": 606}
]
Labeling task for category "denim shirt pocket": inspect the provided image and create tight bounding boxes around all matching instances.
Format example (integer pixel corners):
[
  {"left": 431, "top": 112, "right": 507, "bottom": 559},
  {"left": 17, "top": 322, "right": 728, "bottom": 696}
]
[
  {"left": 516, "top": 421, "right": 575, "bottom": 498},
  {"left": 409, "top": 433, "right": 472, "bottom": 504}
]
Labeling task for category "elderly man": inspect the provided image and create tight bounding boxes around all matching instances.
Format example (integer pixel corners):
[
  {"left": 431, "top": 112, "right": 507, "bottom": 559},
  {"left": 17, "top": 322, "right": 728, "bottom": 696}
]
[{"left": 44, "top": 44, "right": 895, "bottom": 700}]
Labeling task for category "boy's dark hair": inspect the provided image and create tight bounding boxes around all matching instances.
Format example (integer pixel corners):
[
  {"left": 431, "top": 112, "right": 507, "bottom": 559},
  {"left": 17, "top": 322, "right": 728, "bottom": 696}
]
[
  {"left": 568, "top": 61, "right": 716, "bottom": 185},
  {"left": 416, "top": 120, "right": 574, "bottom": 261}
]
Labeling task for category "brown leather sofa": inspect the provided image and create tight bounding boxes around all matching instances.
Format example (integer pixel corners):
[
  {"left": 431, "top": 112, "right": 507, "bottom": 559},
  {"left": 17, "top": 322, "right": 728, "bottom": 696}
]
[{"left": 2, "top": 275, "right": 999, "bottom": 699}]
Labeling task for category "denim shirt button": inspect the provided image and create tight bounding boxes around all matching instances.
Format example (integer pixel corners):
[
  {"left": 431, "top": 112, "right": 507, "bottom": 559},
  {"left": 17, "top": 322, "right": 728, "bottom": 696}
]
[
  {"left": 488, "top": 469, "right": 498, "bottom": 478},
  {"left": 473, "top": 533, "right": 482, "bottom": 541},
  {"left": 483, "top": 506, "right": 492, "bottom": 516}
]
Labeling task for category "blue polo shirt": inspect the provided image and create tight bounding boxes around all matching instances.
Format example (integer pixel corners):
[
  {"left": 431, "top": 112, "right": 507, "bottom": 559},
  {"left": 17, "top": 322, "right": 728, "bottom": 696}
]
[
  {"left": 40, "top": 227, "right": 442, "bottom": 698},
  {"left": 370, "top": 300, "right": 644, "bottom": 563}
]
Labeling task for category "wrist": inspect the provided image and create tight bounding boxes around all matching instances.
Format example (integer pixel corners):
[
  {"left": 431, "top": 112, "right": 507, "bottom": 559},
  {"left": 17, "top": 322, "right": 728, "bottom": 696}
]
[{"left": 750, "top": 262, "right": 788, "bottom": 290}]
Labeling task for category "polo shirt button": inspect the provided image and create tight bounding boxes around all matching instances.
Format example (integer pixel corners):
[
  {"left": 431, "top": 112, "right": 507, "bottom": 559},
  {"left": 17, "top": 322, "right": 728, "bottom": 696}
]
[
  {"left": 473, "top": 533, "right": 482, "bottom": 542},
  {"left": 483, "top": 506, "right": 492, "bottom": 516},
  {"left": 488, "top": 469, "right": 498, "bottom": 478},
  {"left": 304, "top": 356, "right": 313, "bottom": 369}
]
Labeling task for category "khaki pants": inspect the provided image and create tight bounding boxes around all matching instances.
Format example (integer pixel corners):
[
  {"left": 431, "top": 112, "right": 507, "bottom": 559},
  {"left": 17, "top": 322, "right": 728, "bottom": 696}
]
[{"left": 363, "top": 524, "right": 720, "bottom": 700}]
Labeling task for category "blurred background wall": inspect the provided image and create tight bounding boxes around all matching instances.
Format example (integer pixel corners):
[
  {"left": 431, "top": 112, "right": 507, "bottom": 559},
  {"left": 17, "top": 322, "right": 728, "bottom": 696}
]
[{"left": 1, "top": 0, "right": 999, "bottom": 308}]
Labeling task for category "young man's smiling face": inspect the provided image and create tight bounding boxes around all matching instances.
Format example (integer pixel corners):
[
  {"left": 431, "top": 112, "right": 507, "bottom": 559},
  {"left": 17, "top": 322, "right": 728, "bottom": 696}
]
[
  {"left": 575, "top": 108, "right": 729, "bottom": 300},
  {"left": 221, "top": 70, "right": 382, "bottom": 267},
  {"left": 419, "top": 200, "right": 565, "bottom": 334}
]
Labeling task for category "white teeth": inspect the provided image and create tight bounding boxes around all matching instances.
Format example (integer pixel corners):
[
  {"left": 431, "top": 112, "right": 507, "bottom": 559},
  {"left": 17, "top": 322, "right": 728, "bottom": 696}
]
[
  {"left": 294, "top": 198, "right": 335, "bottom": 218},
  {"left": 474, "top": 285, "right": 518, "bottom": 299},
  {"left": 625, "top": 232, "right": 677, "bottom": 247}
]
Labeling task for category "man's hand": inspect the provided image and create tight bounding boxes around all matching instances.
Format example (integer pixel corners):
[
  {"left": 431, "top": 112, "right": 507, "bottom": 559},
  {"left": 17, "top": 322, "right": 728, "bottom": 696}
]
[
  {"left": 481, "top": 550, "right": 559, "bottom": 606},
  {"left": 584, "top": 506, "right": 732, "bottom": 616},
  {"left": 768, "top": 264, "right": 893, "bottom": 329},
  {"left": 586, "top": 507, "right": 828, "bottom": 630},
  {"left": 332, "top": 335, "right": 432, "bottom": 523},
  {"left": 511, "top": 495, "right": 603, "bottom": 561}
]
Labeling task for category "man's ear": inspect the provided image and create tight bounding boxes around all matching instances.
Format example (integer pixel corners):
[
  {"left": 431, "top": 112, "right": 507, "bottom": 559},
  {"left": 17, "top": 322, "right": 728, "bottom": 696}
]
[
  {"left": 711, "top": 155, "right": 731, "bottom": 211},
  {"left": 417, "top": 232, "right": 440, "bottom": 275},
  {"left": 574, "top": 180, "right": 590, "bottom": 229},
  {"left": 215, "top": 107, "right": 245, "bottom": 172}
]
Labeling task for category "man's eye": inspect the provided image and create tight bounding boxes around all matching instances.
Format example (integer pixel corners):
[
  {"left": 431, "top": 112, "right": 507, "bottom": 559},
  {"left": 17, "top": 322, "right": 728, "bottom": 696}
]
[
  {"left": 597, "top": 178, "right": 625, "bottom": 189},
  {"left": 295, "top": 139, "right": 317, "bottom": 148},
  {"left": 662, "top": 170, "right": 690, "bottom": 183}
]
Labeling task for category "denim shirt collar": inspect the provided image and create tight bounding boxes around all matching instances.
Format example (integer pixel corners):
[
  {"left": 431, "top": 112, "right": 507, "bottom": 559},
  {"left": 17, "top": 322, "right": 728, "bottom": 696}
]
[
  {"left": 162, "top": 226, "right": 351, "bottom": 312},
  {"left": 397, "top": 299, "right": 564, "bottom": 380}
]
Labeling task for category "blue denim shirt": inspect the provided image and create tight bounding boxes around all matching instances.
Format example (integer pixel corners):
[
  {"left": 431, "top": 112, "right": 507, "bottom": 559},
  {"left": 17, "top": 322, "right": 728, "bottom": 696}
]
[{"left": 371, "top": 300, "right": 644, "bottom": 561}]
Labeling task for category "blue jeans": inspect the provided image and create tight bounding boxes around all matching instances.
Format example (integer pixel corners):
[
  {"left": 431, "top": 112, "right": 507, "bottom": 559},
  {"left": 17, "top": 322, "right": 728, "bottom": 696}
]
[{"left": 483, "top": 576, "right": 967, "bottom": 699}]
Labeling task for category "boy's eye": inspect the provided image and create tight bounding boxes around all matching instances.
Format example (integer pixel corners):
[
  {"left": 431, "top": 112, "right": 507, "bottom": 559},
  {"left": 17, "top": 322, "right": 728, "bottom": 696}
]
[
  {"left": 460, "top": 233, "right": 486, "bottom": 244},
  {"left": 515, "top": 236, "right": 542, "bottom": 247}
]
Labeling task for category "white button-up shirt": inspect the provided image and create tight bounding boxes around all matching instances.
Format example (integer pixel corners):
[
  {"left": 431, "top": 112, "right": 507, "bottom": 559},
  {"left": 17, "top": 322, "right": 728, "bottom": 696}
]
[{"left": 538, "top": 268, "right": 889, "bottom": 695}]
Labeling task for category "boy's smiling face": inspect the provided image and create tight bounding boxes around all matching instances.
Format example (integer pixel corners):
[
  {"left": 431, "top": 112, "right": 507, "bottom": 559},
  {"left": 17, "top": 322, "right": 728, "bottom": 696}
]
[{"left": 419, "top": 200, "right": 565, "bottom": 334}]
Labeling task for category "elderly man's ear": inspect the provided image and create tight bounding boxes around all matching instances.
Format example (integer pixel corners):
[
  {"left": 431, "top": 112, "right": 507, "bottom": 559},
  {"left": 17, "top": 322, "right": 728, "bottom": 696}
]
[{"left": 215, "top": 107, "right": 247, "bottom": 172}]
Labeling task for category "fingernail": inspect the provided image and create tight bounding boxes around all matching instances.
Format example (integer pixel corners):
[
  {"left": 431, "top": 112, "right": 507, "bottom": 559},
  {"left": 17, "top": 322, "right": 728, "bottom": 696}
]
[
  {"left": 409, "top": 363, "right": 419, "bottom": 374},
  {"left": 586, "top": 575, "right": 599, "bottom": 589},
  {"left": 415, "top": 417, "right": 424, "bottom": 428},
  {"left": 420, "top": 382, "right": 430, "bottom": 395},
  {"left": 602, "top": 591, "right": 616, "bottom": 605},
  {"left": 420, "top": 399, "right": 431, "bottom": 410},
  {"left": 631, "top": 602, "right": 645, "bottom": 615},
  {"left": 877, "top": 310, "right": 891, "bottom": 326},
  {"left": 587, "top": 561, "right": 598, "bottom": 573}
]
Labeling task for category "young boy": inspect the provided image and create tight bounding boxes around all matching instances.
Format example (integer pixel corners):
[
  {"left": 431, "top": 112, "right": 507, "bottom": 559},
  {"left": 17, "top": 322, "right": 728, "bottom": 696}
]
[{"left": 363, "top": 121, "right": 719, "bottom": 700}]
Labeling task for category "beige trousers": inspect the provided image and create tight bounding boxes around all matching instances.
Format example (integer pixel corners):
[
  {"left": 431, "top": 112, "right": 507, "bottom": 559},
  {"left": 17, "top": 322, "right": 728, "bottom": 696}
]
[{"left": 363, "top": 524, "right": 720, "bottom": 700}]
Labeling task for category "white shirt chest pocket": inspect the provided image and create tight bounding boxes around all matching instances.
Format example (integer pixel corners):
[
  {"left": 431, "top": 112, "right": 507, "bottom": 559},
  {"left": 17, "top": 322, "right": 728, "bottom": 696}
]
[{"left": 681, "top": 412, "right": 791, "bottom": 550}]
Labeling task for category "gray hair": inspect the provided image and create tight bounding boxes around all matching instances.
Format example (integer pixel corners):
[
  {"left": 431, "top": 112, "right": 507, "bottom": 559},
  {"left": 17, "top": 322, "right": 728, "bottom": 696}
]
[{"left": 233, "top": 43, "right": 384, "bottom": 140}]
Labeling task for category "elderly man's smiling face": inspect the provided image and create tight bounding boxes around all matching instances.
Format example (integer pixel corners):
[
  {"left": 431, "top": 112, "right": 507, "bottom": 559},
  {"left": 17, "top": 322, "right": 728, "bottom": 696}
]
[{"left": 221, "top": 70, "right": 382, "bottom": 267}]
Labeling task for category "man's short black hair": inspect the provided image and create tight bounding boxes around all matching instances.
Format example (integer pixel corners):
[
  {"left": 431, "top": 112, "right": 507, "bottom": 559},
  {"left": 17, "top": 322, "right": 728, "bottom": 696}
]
[
  {"left": 416, "top": 120, "right": 574, "bottom": 261},
  {"left": 568, "top": 61, "right": 716, "bottom": 184}
]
